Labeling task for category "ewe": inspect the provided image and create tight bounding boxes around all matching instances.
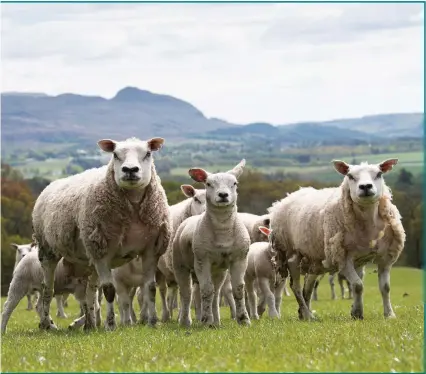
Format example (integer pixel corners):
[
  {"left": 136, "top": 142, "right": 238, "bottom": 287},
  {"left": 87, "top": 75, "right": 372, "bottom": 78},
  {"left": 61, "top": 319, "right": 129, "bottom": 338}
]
[
  {"left": 173, "top": 160, "right": 251, "bottom": 327},
  {"left": 32, "top": 137, "right": 171, "bottom": 331},
  {"left": 268, "top": 159, "right": 405, "bottom": 321},
  {"left": 112, "top": 184, "right": 206, "bottom": 324}
]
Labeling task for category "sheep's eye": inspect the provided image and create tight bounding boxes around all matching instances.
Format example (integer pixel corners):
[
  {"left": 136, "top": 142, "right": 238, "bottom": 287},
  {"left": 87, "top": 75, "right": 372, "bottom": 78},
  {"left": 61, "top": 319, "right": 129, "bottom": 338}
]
[
  {"left": 347, "top": 174, "right": 355, "bottom": 181},
  {"left": 194, "top": 198, "right": 200, "bottom": 204},
  {"left": 376, "top": 172, "right": 383, "bottom": 179},
  {"left": 113, "top": 152, "right": 120, "bottom": 161},
  {"left": 144, "top": 151, "right": 151, "bottom": 160},
  {"left": 206, "top": 183, "right": 212, "bottom": 187}
]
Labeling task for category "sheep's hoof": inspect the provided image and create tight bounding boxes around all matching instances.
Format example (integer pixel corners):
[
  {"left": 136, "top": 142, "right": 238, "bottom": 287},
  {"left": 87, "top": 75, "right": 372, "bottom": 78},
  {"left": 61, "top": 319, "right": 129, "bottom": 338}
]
[
  {"left": 350, "top": 308, "right": 364, "bottom": 320},
  {"left": 64, "top": 301, "right": 69, "bottom": 308},
  {"left": 201, "top": 314, "right": 214, "bottom": 325},
  {"left": 104, "top": 316, "right": 117, "bottom": 331},
  {"left": 384, "top": 312, "right": 396, "bottom": 319},
  {"left": 179, "top": 318, "right": 192, "bottom": 328},
  {"left": 39, "top": 319, "right": 57, "bottom": 331},
  {"left": 57, "top": 312, "right": 68, "bottom": 319},
  {"left": 26, "top": 306, "right": 33, "bottom": 311},
  {"left": 83, "top": 321, "right": 96, "bottom": 332},
  {"left": 257, "top": 306, "right": 266, "bottom": 317}
]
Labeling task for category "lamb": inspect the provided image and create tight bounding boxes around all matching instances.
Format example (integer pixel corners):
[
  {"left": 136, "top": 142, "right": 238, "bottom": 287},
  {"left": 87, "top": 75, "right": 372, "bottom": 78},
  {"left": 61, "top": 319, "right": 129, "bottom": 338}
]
[
  {"left": 244, "top": 226, "right": 284, "bottom": 319},
  {"left": 172, "top": 160, "right": 251, "bottom": 327},
  {"left": 1, "top": 246, "right": 100, "bottom": 333},
  {"left": 268, "top": 158, "right": 405, "bottom": 321},
  {"left": 311, "top": 266, "right": 365, "bottom": 301},
  {"left": 10, "top": 243, "right": 38, "bottom": 311},
  {"left": 114, "top": 184, "right": 207, "bottom": 324},
  {"left": 31, "top": 136, "right": 172, "bottom": 331}
]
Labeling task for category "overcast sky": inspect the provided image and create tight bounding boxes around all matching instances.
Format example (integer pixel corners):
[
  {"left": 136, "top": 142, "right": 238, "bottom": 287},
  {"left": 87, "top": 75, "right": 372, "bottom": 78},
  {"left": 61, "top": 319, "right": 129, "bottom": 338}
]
[{"left": 1, "top": 1, "right": 424, "bottom": 124}]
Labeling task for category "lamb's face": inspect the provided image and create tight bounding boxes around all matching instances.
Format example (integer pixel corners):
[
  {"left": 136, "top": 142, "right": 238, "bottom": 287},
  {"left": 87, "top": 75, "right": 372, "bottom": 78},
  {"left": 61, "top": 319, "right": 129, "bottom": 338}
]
[
  {"left": 12, "top": 243, "right": 33, "bottom": 265},
  {"left": 180, "top": 185, "right": 207, "bottom": 216},
  {"left": 188, "top": 159, "right": 246, "bottom": 208},
  {"left": 98, "top": 137, "right": 164, "bottom": 189},
  {"left": 333, "top": 158, "right": 398, "bottom": 205}
]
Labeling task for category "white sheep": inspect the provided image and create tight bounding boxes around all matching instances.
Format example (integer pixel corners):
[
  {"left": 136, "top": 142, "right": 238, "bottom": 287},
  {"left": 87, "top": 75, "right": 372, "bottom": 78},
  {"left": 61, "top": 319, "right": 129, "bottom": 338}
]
[
  {"left": 268, "top": 159, "right": 405, "bottom": 320},
  {"left": 1, "top": 246, "right": 99, "bottom": 333},
  {"left": 10, "top": 243, "right": 38, "bottom": 311},
  {"left": 113, "top": 184, "right": 207, "bottom": 324},
  {"left": 172, "top": 160, "right": 251, "bottom": 327},
  {"left": 31, "top": 137, "right": 172, "bottom": 331}
]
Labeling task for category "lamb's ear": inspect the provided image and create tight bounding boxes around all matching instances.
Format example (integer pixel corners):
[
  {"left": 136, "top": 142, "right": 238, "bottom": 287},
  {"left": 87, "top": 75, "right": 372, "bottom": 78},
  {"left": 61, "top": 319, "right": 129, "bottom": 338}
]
[
  {"left": 258, "top": 226, "right": 272, "bottom": 237},
  {"left": 181, "top": 184, "right": 196, "bottom": 198},
  {"left": 332, "top": 160, "right": 350, "bottom": 176},
  {"left": 98, "top": 139, "right": 116, "bottom": 153},
  {"left": 227, "top": 159, "right": 246, "bottom": 179},
  {"left": 263, "top": 218, "right": 270, "bottom": 227},
  {"left": 378, "top": 158, "right": 398, "bottom": 173},
  {"left": 148, "top": 137, "right": 164, "bottom": 152},
  {"left": 188, "top": 168, "right": 209, "bottom": 183},
  {"left": 10, "top": 243, "right": 19, "bottom": 250}
]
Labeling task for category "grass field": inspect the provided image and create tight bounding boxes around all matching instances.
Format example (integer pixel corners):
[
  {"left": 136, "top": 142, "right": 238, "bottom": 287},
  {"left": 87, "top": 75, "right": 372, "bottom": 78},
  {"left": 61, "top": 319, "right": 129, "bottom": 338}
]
[{"left": 1, "top": 266, "right": 423, "bottom": 372}]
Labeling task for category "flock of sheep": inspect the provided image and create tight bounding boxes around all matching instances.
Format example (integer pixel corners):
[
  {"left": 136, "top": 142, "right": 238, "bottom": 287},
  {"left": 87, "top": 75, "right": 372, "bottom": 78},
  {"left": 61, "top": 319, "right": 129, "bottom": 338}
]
[{"left": 1, "top": 136, "right": 406, "bottom": 333}]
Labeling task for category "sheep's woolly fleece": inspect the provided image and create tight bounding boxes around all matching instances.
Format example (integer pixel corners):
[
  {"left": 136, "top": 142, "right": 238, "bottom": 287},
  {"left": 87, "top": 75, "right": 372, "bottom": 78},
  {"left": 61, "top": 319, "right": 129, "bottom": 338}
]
[{"left": 33, "top": 159, "right": 172, "bottom": 262}]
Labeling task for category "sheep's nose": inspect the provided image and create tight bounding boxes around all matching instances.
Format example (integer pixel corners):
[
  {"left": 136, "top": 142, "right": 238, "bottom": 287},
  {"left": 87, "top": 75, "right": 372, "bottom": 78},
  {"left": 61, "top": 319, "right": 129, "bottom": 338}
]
[
  {"left": 359, "top": 183, "right": 373, "bottom": 191},
  {"left": 122, "top": 166, "right": 139, "bottom": 173},
  {"left": 218, "top": 192, "right": 229, "bottom": 198}
]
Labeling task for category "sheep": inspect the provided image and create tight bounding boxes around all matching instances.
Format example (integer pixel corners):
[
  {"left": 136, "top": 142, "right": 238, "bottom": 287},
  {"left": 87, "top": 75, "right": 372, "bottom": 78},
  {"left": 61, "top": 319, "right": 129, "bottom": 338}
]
[
  {"left": 114, "top": 184, "right": 207, "bottom": 324},
  {"left": 10, "top": 243, "right": 38, "bottom": 311},
  {"left": 1, "top": 246, "right": 100, "bottom": 333},
  {"left": 311, "top": 266, "right": 365, "bottom": 301},
  {"left": 31, "top": 136, "right": 172, "bottom": 331},
  {"left": 268, "top": 159, "right": 405, "bottom": 321},
  {"left": 172, "top": 160, "right": 251, "bottom": 327}
]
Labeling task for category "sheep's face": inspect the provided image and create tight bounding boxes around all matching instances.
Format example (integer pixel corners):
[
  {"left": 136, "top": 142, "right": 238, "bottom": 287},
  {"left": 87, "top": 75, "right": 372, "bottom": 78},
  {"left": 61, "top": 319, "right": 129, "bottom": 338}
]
[
  {"left": 12, "top": 243, "right": 33, "bottom": 265},
  {"left": 181, "top": 185, "right": 207, "bottom": 216},
  {"left": 188, "top": 159, "right": 246, "bottom": 208},
  {"left": 333, "top": 158, "right": 398, "bottom": 205},
  {"left": 98, "top": 137, "right": 164, "bottom": 189}
]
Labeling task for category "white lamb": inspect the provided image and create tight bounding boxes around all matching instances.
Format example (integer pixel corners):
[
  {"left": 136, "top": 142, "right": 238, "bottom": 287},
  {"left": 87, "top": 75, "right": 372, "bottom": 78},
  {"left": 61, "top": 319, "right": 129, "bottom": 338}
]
[
  {"left": 1, "top": 246, "right": 100, "bottom": 333},
  {"left": 172, "top": 160, "right": 251, "bottom": 327},
  {"left": 111, "top": 184, "right": 206, "bottom": 325},
  {"left": 10, "top": 243, "right": 38, "bottom": 310},
  {"left": 31, "top": 137, "right": 172, "bottom": 331},
  {"left": 268, "top": 159, "right": 405, "bottom": 320}
]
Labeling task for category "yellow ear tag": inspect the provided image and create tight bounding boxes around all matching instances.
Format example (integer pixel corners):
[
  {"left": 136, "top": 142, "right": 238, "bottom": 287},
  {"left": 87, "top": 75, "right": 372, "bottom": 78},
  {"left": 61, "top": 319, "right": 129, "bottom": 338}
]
[{"left": 369, "top": 239, "right": 377, "bottom": 249}]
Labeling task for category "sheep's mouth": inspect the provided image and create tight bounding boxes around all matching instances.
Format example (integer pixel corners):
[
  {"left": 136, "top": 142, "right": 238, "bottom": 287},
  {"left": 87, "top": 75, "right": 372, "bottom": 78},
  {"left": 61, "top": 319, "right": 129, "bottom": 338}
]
[
  {"left": 359, "top": 191, "right": 375, "bottom": 198},
  {"left": 215, "top": 198, "right": 230, "bottom": 205},
  {"left": 122, "top": 175, "right": 141, "bottom": 182}
]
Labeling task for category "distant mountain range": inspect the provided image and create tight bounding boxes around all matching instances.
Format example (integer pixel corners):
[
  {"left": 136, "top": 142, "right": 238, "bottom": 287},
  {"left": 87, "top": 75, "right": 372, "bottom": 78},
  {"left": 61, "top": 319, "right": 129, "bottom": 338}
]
[{"left": 1, "top": 87, "right": 423, "bottom": 148}]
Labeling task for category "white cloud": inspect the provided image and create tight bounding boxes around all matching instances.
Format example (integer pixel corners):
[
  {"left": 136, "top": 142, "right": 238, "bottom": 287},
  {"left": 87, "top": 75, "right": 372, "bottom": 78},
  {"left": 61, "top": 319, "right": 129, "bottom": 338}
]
[{"left": 1, "top": 1, "right": 423, "bottom": 124}]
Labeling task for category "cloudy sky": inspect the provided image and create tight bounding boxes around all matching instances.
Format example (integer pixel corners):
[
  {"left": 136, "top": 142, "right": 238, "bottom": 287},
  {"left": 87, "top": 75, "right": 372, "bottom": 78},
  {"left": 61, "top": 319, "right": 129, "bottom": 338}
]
[{"left": 1, "top": 1, "right": 424, "bottom": 124}]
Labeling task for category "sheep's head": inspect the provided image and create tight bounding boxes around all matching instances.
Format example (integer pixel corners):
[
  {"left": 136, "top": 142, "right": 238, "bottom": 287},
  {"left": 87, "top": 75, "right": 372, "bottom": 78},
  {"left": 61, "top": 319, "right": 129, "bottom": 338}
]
[
  {"left": 180, "top": 184, "right": 207, "bottom": 216},
  {"left": 11, "top": 243, "right": 33, "bottom": 265},
  {"left": 188, "top": 159, "right": 245, "bottom": 208},
  {"left": 98, "top": 137, "right": 164, "bottom": 189},
  {"left": 333, "top": 158, "right": 398, "bottom": 205}
]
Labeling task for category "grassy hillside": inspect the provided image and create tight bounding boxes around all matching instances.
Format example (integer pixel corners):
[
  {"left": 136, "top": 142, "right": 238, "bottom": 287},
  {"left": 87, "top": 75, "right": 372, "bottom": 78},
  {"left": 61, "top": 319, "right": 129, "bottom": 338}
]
[{"left": 1, "top": 266, "right": 423, "bottom": 372}]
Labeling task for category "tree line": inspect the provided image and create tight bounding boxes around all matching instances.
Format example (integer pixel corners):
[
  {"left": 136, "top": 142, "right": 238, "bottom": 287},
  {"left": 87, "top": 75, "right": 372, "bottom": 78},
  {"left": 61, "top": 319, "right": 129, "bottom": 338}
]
[{"left": 1, "top": 163, "right": 423, "bottom": 296}]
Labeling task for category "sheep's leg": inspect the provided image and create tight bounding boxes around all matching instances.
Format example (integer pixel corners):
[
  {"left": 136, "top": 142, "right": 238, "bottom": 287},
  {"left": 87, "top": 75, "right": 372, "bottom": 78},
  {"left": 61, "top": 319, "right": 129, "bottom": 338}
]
[
  {"left": 274, "top": 278, "right": 286, "bottom": 317},
  {"left": 140, "top": 251, "right": 159, "bottom": 327},
  {"left": 93, "top": 258, "right": 116, "bottom": 331},
  {"left": 69, "top": 282, "right": 87, "bottom": 329},
  {"left": 129, "top": 287, "right": 137, "bottom": 324},
  {"left": 303, "top": 274, "right": 318, "bottom": 311},
  {"left": 116, "top": 283, "right": 132, "bottom": 326},
  {"left": 329, "top": 274, "right": 337, "bottom": 300},
  {"left": 339, "top": 257, "right": 364, "bottom": 320},
  {"left": 94, "top": 290, "right": 102, "bottom": 327},
  {"left": 257, "top": 287, "right": 266, "bottom": 317},
  {"left": 223, "top": 280, "right": 236, "bottom": 319},
  {"left": 259, "top": 277, "right": 279, "bottom": 318},
  {"left": 211, "top": 271, "right": 228, "bottom": 327},
  {"left": 26, "top": 293, "right": 33, "bottom": 310},
  {"left": 377, "top": 261, "right": 396, "bottom": 318},
  {"left": 62, "top": 293, "right": 69, "bottom": 308},
  {"left": 192, "top": 283, "right": 202, "bottom": 321},
  {"left": 229, "top": 259, "right": 250, "bottom": 326},
  {"left": 175, "top": 269, "right": 192, "bottom": 327},
  {"left": 195, "top": 258, "right": 215, "bottom": 326},
  {"left": 312, "top": 280, "right": 319, "bottom": 301},
  {"left": 83, "top": 272, "right": 99, "bottom": 331},
  {"left": 1, "top": 279, "right": 31, "bottom": 333},
  {"left": 338, "top": 274, "right": 345, "bottom": 299},
  {"left": 55, "top": 295, "right": 68, "bottom": 318},
  {"left": 97, "top": 289, "right": 103, "bottom": 306},
  {"left": 157, "top": 272, "right": 170, "bottom": 322},
  {"left": 283, "top": 277, "right": 291, "bottom": 296},
  {"left": 245, "top": 278, "right": 258, "bottom": 320},
  {"left": 287, "top": 254, "right": 314, "bottom": 321},
  {"left": 39, "top": 258, "right": 59, "bottom": 330},
  {"left": 167, "top": 285, "right": 178, "bottom": 320}
]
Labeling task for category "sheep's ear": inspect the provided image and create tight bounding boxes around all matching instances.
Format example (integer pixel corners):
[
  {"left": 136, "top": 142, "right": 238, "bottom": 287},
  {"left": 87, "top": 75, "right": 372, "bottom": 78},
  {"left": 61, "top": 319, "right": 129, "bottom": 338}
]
[
  {"left": 332, "top": 160, "right": 350, "bottom": 176},
  {"left": 378, "top": 158, "right": 398, "bottom": 173},
  {"left": 188, "top": 168, "right": 209, "bottom": 183},
  {"left": 98, "top": 139, "right": 116, "bottom": 153},
  {"left": 258, "top": 226, "right": 272, "bottom": 237},
  {"left": 10, "top": 243, "right": 19, "bottom": 250},
  {"left": 148, "top": 137, "right": 164, "bottom": 152},
  {"left": 227, "top": 159, "right": 246, "bottom": 179},
  {"left": 181, "top": 184, "right": 196, "bottom": 198},
  {"left": 263, "top": 218, "right": 270, "bottom": 227}
]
